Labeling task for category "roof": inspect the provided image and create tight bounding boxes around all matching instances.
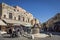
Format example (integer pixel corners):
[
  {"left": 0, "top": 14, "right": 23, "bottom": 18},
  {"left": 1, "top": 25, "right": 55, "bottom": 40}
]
[{"left": 0, "top": 19, "right": 6, "bottom": 25}]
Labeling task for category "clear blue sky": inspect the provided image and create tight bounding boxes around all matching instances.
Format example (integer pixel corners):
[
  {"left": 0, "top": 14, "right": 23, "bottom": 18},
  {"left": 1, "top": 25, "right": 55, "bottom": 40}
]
[{"left": 0, "top": 0, "right": 60, "bottom": 23}]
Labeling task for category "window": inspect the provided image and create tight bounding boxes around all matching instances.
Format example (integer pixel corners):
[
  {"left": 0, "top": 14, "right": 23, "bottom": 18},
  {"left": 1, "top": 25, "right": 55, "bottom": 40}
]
[
  {"left": 26, "top": 15, "right": 27, "bottom": 16},
  {"left": 35, "top": 19, "right": 36, "bottom": 21},
  {"left": 4, "top": 15, "right": 6, "bottom": 18},
  {"left": 14, "top": 17, "right": 16, "bottom": 20},
  {"left": 18, "top": 15, "right": 20, "bottom": 20},
  {"left": 28, "top": 19, "right": 29, "bottom": 22},
  {"left": 31, "top": 20, "right": 33, "bottom": 25},
  {"left": 3, "top": 4, "right": 5, "bottom": 6},
  {"left": 14, "top": 9, "right": 16, "bottom": 11},
  {"left": 24, "top": 13, "right": 25, "bottom": 14},
  {"left": 9, "top": 13, "right": 12, "bottom": 19},
  {"left": 23, "top": 17, "right": 24, "bottom": 21},
  {"left": 17, "top": 10, "right": 19, "bottom": 11}
]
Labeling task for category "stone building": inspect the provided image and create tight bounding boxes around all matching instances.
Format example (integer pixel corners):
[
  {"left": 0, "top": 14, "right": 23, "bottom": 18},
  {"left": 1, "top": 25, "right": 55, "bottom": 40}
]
[
  {"left": 0, "top": 3, "right": 40, "bottom": 34},
  {"left": 42, "top": 13, "right": 60, "bottom": 32}
]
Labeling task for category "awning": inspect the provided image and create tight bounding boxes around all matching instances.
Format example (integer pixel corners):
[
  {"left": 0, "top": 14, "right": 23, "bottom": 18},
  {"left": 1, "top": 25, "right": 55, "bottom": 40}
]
[
  {"left": 22, "top": 23, "right": 33, "bottom": 27},
  {"left": 3, "top": 19, "right": 22, "bottom": 25},
  {"left": 0, "top": 19, "right": 6, "bottom": 26},
  {"left": 13, "top": 23, "right": 21, "bottom": 26},
  {"left": 2, "top": 18, "right": 32, "bottom": 27}
]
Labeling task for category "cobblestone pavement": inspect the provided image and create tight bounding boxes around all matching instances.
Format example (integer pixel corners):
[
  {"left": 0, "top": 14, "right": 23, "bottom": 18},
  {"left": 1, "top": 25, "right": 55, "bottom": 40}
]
[
  {"left": 0, "top": 35, "right": 60, "bottom": 40},
  {"left": 35, "top": 35, "right": 60, "bottom": 40}
]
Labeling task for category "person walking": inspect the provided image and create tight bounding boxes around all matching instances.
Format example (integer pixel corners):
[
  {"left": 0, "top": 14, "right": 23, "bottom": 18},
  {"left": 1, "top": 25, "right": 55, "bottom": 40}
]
[
  {"left": 12, "top": 28, "right": 18, "bottom": 37},
  {"left": 8, "top": 28, "right": 12, "bottom": 37}
]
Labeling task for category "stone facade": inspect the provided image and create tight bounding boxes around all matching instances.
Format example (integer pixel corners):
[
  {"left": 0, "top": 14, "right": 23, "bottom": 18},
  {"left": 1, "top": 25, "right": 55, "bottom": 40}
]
[
  {"left": 1, "top": 3, "right": 33, "bottom": 24},
  {"left": 0, "top": 3, "right": 40, "bottom": 32},
  {"left": 42, "top": 13, "right": 60, "bottom": 32},
  {"left": 31, "top": 18, "right": 40, "bottom": 25}
]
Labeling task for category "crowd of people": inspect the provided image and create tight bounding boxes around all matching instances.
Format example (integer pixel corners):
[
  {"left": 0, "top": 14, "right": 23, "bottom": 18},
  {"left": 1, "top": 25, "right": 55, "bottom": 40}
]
[
  {"left": 7, "top": 27, "right": 23, "bottom": 38},
  {"left": 6, "top": 26, "right": 35, "bottom": 39}
]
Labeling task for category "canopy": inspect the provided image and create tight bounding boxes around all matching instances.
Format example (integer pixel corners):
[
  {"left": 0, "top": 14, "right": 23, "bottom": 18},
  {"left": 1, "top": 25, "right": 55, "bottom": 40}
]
[
  {"left": 2, "top": 18, "right": 32, "bottom": 27},
  {"left": 0, "top": 19, "right": 6, "bottom": 26},
  {"left": 3, "top": 19, "right": 22, "bottom": 24},
  {"left": 22, "top": 23, "right": 33, "bottom": 27}
]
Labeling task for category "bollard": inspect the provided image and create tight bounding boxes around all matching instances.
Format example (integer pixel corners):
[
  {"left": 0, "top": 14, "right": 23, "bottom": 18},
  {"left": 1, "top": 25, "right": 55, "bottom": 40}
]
[
  {"left": 31, "top": 35, "right": 34, "bottom": 39},
  {"left": 49, "top": 33, "right": 52, "bottom": 37}
]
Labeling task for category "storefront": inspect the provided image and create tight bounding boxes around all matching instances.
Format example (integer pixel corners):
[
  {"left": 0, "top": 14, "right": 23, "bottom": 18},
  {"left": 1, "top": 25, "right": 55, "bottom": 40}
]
[
  {"left": 0, "top": 19, "right": 7, "bottom": 31},
  {"left": 2, "top": 18, "right": 32, "bottom": 34},
  {"left": 21, "top": 23, "right": 33, "bottom": 34}
]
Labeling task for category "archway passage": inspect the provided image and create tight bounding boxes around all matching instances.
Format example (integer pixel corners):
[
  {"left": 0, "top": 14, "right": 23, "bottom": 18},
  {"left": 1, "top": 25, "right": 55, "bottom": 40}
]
[{"left": 54, "top": 21, "right": 60, "bottom": 32}]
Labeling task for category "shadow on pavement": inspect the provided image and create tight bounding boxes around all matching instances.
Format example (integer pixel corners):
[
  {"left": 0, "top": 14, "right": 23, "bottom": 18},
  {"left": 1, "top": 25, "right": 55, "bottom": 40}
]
[{"left": 40, "top": 31, "right": 60, "bottom": 36}]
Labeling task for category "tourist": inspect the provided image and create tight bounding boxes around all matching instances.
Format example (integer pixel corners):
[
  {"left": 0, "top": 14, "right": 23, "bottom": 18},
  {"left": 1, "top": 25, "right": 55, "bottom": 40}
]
[{"left": 9, "top": 28, "right": 12, "bottom": 37}]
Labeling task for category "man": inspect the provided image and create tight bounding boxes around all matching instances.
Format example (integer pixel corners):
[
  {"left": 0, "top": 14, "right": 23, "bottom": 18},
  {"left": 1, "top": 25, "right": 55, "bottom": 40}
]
[{"left": 8, "top": 28, "right": 12, "bottom": 37}]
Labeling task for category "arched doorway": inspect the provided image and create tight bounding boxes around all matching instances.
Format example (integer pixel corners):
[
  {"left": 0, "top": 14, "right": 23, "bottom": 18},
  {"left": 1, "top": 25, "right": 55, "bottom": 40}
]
[{"left": 54, "top": 21, "right": 60, "bottom": 32}]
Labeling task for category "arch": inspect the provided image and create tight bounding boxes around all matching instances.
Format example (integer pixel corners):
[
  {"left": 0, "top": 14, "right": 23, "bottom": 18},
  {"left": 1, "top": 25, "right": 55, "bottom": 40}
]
[{"left": 54, "top": 21, "right": 60, "bottom": 32}]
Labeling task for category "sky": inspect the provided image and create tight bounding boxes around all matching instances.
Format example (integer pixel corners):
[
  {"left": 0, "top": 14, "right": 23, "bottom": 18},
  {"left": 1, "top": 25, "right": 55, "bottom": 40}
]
[{"left": 0, "top": 0, "right": 60, "bottom": 23}]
